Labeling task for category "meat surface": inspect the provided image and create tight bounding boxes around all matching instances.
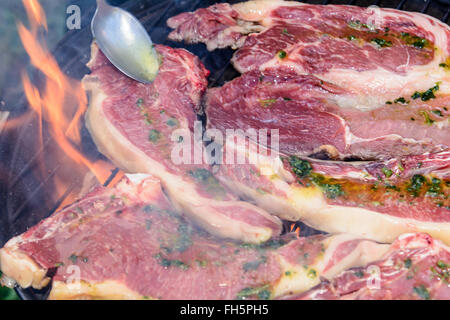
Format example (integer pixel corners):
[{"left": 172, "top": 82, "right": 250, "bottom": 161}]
[
  {"left": 168, "top": 1, "right": 450, "bottom": 110},
  {"left": 0, "top": 175, "right": 393, "bottom": 300},
  {"left": 294, "top": 233, "right": 450, "bottom": 300},
  {"left": 82, "top": 43, "right": 282, "bottom": 243},
  {"left": 205, "top": 68, "right": 448, "bottom": 160},
  {"left": 170, "top": 1, "right": 450, "bottom": 160},
  {"left": 215, "top": 138, "right": 450, "bottom": 244}
]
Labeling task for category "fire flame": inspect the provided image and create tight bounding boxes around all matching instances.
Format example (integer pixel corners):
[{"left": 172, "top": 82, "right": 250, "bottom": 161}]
[
  {"left": 290, "top": 224, "right": 301, "bottom": 237},
  {"left": 18, "top": 0, "right": 122, "bottom": 207}
]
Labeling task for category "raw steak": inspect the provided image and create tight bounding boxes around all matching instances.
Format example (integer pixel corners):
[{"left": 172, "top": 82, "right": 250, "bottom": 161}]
[
  {"left": 168, "top": 1, "right": 450, "bottom": 110},
  {"left": 0, "top": 175, "right": 392, "bottom": 300},
  {"left": 205, "top": 68, "right": 448, "bottom": 160},
  {"left": 215, "top": 138, "right": 450, "bottom": 244},
  {"left": 293, "top": 233, "right": 450, "bottom": 300},
  {"left": 82, "top": 43, "right": 281, "bottom": 243}
]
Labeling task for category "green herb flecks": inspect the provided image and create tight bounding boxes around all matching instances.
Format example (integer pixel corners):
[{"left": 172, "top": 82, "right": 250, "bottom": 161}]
[
  {"left": 188, "top": 168, "right": 227, "bottom": 198},
  {"left": 381, "top": 167, "right": 393, "bottom": 178},
  {"left": 407, "top": 175, "right": 427, "bottom": 197},
  {"left": 431, "top": 110, "right": 443, "bottom": 117},
  {"left": 68, "top": 254, "right": 78, "bottom": 264},
  {"left": 153, "top": 253, "right": 190, "bottom": 270},
  {"left": 354, "top": 270, "right": 365, "bottom": 278},
  {"left": 419, "top": 111, "right": 435, "bottom": 126},
  {"left": 370, "top": 38, "right": 392, "bottom": 48},
  {"left": 348, "top": 20, "right": 377, "bottom": 32},
  {"left": 411, "top": 82, "right": 440, "bottom": 101},
  {"left": 259, "top": 98, "right": 278, "bottom": 108},
  {"left": 166, "top": 118, "right": 178, "bottom": 127},
  {"left": 173, "top": 222, "right": 193, "bottom": 253},
  {"left": 289, "top": 156, "right": 313, "bottom": 178},
  {"left": 413, "top": 285, "right": 430, "bottom": 300},
  {"left": 243, "top": 256, "right": 267, "bottom": 272},
  {"left": 400, "top": 32, "right": 430, "bottom": 49},
  {"left": 149, "top": 129, "right": 161, "bottom": 143},
  {"left": 236, "top": 284, "right": 271, "bottom": 300},
  {"left": 393, "top": 97, "right": 409, "bottom": 105},
  {"left": 404, "top": 258, "right": 412, "bottom": 269},
  {"left": 311, "top": 174, "right": 344, "bottom": 199},
  {"left": 277, "top": 50, "right": 287, "bottom": 59}
]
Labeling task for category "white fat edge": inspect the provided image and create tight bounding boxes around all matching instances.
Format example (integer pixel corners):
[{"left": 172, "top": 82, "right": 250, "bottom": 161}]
[
  {"left": 125, "top": 173, "right": 152, "bottom": 185},
  {"left": 233, "top": 0, "right": 295, "bottom": 24},
  {"left": 311, "top": 204, "right": 450, "bottom": 245},
  {"left": 318, "top": 235, "right": 390, "bottom": 279},
  {"left": 346, "top": 130, "right": 437, "bottom": 152},
  {"left": 50, "top": 280, "right": 146, "bottom": 300},
  {"left": 260, "top": 58, "right": 447, "bottom": 111},
  {"left": 272, "top": 252, "right": 322, "bottom": 298},
  {"left": 272, "top": 234, "right": 384, "bottom": 298}
]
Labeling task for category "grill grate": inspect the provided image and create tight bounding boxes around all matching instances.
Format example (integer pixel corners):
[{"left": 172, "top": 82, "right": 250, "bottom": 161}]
[{"left": 1, "top": 0, "right": 447, "bottom": 300}]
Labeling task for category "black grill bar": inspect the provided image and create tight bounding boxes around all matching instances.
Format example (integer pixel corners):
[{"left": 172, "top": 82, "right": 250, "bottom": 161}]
[
  {"left": 443, "top": 9, "right": 450, "bottom": 21},
  {"left": 396, "top": 0, "right": 408, "bottom": 9},
  {"left": 421, "top": 0, "right": 433, "bottom": 13}
]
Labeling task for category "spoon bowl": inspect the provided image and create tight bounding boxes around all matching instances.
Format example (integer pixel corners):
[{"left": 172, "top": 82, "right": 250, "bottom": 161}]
[{"left": 91, "top": 0, "right": 159, "bottom": 83}]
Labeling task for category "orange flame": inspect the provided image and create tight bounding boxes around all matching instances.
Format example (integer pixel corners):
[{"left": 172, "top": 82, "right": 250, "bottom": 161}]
[
  {"left": 290, "top": 224, "right": 301, "bottom": 237},
  {"left": 18, "top": 0, "right": 119, "bottom": 197}
]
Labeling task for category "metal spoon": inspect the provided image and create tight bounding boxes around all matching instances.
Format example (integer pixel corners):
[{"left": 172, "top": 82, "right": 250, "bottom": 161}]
[{"left": 91, "top": 0, "right": 159, "bottom": 83}]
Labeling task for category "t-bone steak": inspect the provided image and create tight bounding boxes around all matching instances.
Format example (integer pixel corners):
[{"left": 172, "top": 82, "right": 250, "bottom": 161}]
[
  {"left": 169, "top": 1, "right": 450, "bottom": 160},
  {"left": 292, "top": 233, "right": 450, "bottom": 300},
  {"left": 215, "top": 138, "right": 450, "bottom": 244},
  {"left": 168, "top": 0, "right": 450, "bottom": 109},
  {"left": 82, "top": 43, "right": 282, "bottom": 243},
  {"left": 0, "top": 175, "right": 395, "bottom": 300},
  {"left": 205, "top": 68, "right": 448, "bottom": 160}
]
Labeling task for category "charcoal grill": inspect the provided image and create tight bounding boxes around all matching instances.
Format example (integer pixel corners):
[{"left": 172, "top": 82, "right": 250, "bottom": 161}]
[{"left": 0, "top": 0, "right": 448, "bottom": 300}]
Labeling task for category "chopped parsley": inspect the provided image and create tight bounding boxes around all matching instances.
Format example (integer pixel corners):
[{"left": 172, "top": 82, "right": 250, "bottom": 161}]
[
  {"left": 431, "top": 110, "right": 443, "bottom": 117},
  {"left": 354, "top": 270, "right": 365, "bottom": 278},
  {"left": 153, "top": 253, "right": 189, "bottom": 270},
  {"left": 307, "top": 268, "right": 317, "bottom": 279},
  {"left": 370, "top": 38, "right": 392, "bottom": 48},
  {"left": 413, "top": 285, "right": 430, "bottom": 300},
  {"left": 166, "top": 118, "right": 178, "bottom": 127},
  {"left": 419, "top": 111, "right": 435, "bottom": 125},
  {"left": 381, "top": 167, "right": 393, "bottom": 178},
  {"left": 188, "top": 168, "right": 227, "bottom": 198},
  {"left": 259, "top": 98, "right": 278, "bottom": 108},
  {"left": 411, "top": 82, "right": 440, "bottom": 101},
  {"left": 277, "top": 50, "right": 287, "bottom": 59},
  {"left": 400, "top": 32, "right": 429, "bottom": 49},
  {"left": 404, "top": 258, "right": 412, "bottom": 269},
  {"left": 149, "top": 129, "right": 161, "bottom": 142},
  {"left": 289, "top": 156, "right": 313, "bottom": 178},
  {"left": 393, "top": 97, "right": 408, "bottom": 104},
  {"left": 136, "top": 98, "right": 144, "bottom": 107},
  {"left": 68, "top": 254, "right": 78, "bottom": 264},
  {"left": 407, "top": 175, "right": 427, "bottom": 197},
  {"left": 236, "top": 285, "right": 271, "bottom": 300},
  {"left": 243, "top": 256, "right": 267, "bottom": 272}
]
